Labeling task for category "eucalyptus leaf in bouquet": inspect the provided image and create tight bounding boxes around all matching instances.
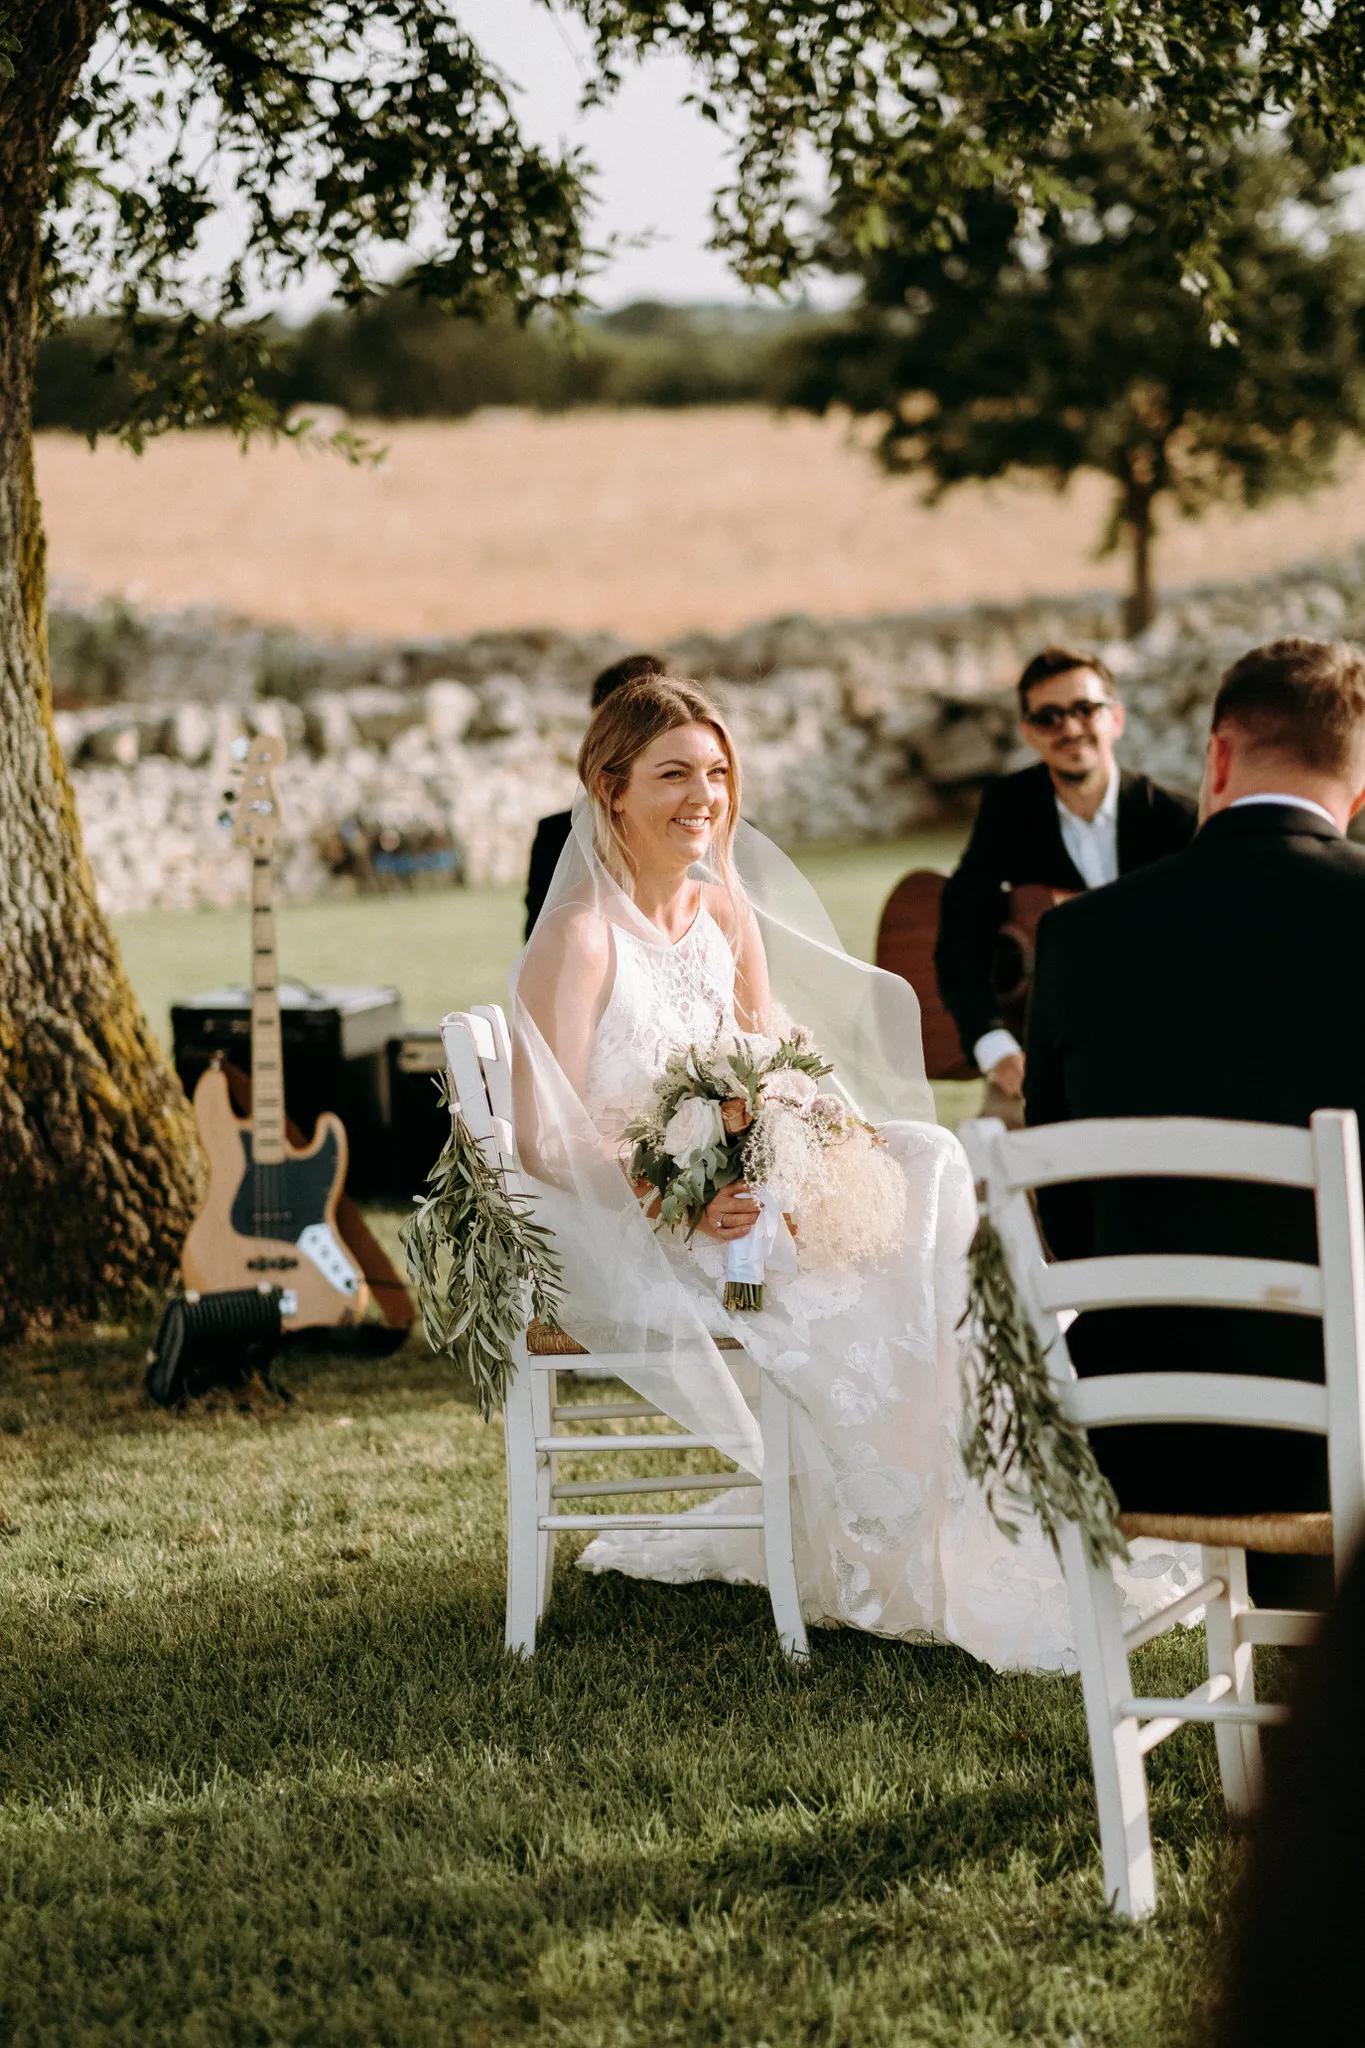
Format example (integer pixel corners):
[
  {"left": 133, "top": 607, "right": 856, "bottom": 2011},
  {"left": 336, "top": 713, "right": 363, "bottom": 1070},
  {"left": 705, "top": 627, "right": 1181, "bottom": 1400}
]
[{"left": 623, "top": 1027, "right": 907, "bottom": 1309}]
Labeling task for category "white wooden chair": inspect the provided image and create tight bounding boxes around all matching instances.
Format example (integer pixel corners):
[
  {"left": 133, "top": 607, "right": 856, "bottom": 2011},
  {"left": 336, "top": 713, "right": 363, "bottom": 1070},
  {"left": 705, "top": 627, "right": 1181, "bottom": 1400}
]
[
  {"left": 441, "top": 1005, "right": 809, "bottom": 1662},
  {"left": 960, "top": 1110, "right": 1365, "bottom": 1921}
]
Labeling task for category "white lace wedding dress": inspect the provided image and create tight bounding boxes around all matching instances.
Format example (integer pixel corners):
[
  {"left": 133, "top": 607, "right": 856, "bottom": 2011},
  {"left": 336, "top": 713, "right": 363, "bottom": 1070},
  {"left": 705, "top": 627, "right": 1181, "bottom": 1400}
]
[{"left": 573, "top": 907, "right": 1199, "bottom": 1672}]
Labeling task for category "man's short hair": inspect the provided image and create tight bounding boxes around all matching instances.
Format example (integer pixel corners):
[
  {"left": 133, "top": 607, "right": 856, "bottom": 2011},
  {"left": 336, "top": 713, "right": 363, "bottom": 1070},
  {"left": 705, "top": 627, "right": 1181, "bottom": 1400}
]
[
  {"left": 1017, "top": 645, "right": 1115, "bottom": 714},
  {"left": 590, "top": 652, "right": 667, "bottom": 710},
  {"left": 1212, "top": 638, "right": 1365, "bottom": 781}
]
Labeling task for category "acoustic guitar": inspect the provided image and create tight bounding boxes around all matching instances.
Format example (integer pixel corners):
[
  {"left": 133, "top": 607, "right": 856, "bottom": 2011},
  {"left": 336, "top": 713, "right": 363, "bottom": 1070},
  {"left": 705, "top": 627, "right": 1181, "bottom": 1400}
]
[
  {"left": 181, "top": 734, "right": 368, "bottom": 1328},
  {"left": 875, "top": 872, "right": 1076, "bottom": 1081}
]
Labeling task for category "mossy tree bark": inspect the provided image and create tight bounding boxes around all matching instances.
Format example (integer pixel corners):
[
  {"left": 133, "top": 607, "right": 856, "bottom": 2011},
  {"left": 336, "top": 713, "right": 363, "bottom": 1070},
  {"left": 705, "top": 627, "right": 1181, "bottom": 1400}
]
[{"left": 0, "top": 3, "right": 202, "bottom": 1339}]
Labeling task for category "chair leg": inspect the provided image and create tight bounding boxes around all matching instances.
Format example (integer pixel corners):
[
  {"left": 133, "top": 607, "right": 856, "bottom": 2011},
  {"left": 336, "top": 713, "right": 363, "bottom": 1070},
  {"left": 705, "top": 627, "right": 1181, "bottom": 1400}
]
[
  {"left": 759, "top": 1372, "right": 809, "bottom": 1662},
  {"left": 533, "top": 1368, "right": 557, "bottom": 1621},
  {"left": 1060, "top": 1521, "right": 1156, "bottom": 1920},
  {"left": 1204, "top": 1545, "right": 1262, "bottom": 1814},
  {"left": 503, "top": 1350, "right": 540, "bottom": 1657}
]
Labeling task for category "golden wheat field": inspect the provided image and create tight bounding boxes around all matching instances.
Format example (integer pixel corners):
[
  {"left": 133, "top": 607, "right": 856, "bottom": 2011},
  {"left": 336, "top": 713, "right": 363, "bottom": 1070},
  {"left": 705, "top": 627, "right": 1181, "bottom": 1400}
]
[{"left": 36, "top": 408, "right": 1365, "bottom": 640}]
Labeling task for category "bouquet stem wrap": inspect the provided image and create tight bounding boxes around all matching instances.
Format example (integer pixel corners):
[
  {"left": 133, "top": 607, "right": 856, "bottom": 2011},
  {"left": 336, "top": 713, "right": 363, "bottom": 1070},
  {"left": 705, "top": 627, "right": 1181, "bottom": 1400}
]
[{"left": 723, "top": 1189, "right": 797, "bottom": 1311}]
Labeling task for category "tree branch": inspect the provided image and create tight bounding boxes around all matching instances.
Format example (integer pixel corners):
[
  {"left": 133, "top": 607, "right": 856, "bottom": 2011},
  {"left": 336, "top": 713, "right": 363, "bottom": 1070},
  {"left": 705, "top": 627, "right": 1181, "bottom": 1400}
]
[{"left": 132, "top": 0, "right": 330, "bottom": 92}]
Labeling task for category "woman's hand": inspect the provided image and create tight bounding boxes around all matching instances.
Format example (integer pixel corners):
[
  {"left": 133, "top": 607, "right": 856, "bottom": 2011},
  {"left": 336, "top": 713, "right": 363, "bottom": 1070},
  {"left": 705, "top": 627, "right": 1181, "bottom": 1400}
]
[{"left": 699, "top": 1180, "right": 760, "bottom": 1242}]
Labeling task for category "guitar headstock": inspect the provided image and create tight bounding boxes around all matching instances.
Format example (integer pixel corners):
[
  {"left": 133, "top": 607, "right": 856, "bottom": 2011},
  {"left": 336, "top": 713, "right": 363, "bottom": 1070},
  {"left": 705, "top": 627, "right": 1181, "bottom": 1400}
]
[{"left": 220, "top": 733, "right": 287, "bottom": 853}]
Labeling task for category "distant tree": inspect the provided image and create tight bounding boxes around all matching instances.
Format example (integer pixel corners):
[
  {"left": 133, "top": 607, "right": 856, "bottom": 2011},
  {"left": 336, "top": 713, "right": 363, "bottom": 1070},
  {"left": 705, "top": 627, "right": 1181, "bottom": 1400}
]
[
  {"left": 110, "top": 299, "right": 785, "bottom": 421},
  {"left": 7, "top": 2, "right": 1365, "bottom": 1330},
  {"left": 774, "top": 129, "right": 1365, "bottom": 635}
]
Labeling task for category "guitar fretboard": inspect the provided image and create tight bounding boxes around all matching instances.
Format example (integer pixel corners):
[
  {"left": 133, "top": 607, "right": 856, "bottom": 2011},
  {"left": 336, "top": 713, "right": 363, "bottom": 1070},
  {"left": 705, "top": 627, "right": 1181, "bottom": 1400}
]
[{"left": 250, "top": 854, "right": 287, "bottom": 1165}]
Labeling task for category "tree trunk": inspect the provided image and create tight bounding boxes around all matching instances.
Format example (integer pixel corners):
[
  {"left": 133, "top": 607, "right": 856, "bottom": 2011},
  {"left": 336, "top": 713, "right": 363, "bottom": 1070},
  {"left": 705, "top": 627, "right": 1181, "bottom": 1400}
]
[
  {"left": 0, "top": 5, "right": 202, "bottom": 1339},
  {"left": 1122, "top": 486, "right": 1157, "bottom": 639}
]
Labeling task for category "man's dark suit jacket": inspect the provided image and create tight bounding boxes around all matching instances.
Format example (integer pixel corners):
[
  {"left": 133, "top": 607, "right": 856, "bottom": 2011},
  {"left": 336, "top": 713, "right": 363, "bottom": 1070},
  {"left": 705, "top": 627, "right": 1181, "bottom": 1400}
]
[
  {"left": 936, "top": 763, "right": 1196, "bottom": 1058},
  {"left": 1025, "top": 801, "right": 1365, "bottom": 1518},
  {"left": 525, "top": 810, "right": 573, "bottom": 939}
]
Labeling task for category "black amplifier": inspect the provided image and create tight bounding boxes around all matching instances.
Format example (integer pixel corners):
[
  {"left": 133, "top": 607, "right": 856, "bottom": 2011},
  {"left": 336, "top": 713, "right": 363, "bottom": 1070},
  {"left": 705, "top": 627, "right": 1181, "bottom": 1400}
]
[
  {"left": 171, "top": 983, "right": 404, "bottom": 1198},
  {"left": 386, "top": 1029, "right": 452, "bottom": 1200}
]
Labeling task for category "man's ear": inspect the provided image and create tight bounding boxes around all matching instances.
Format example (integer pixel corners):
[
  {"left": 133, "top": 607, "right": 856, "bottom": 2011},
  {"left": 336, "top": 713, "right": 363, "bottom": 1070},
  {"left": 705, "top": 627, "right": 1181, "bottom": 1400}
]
[
  {"left": 1199, "top": 728, "right": 1233, "bottom": 820},
  {"left": 1208, "top": 728, "right": 1234, "bottom": 797}
]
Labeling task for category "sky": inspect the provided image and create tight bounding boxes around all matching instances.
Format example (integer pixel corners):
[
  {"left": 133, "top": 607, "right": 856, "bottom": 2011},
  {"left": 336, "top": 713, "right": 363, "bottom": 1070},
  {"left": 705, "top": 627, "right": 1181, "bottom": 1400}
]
[
  {"left": 262, "top": 0, "right": 819, "bottom": 319},
  {"left": 460, "top": 0, "right": 751, "bottom": 308}
]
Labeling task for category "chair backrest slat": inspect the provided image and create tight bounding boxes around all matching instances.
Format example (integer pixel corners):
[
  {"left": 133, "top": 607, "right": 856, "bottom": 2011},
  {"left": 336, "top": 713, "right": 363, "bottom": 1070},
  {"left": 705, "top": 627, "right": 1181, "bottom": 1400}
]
[
  {"left": 960, "top": 1109, "right": 1365, "bottom": 1585},
  {"left": 440, "top": 1013, "right": 505, "bottom": 1176},
  {"left": 1062, "top": 1371, "right": 1328, "bottom": 1435},
  {"left": 999, "top": 1117, "right": 1315, "bottom": 1192},
  {"left": 471, "top": 1003, "right": 514, "bottom": 1126},
  {"left": 441, "top": 1009, "right": 523, "bottom": 1183},
  {"left": 462, "top": 1010, "right": 496, "bottom": 1062},
  {"left": 441, "top": 1016, "right": 493, "bottom": 1138},
  {"left": 489, "top": 1114, "right": 519, "bottom": 1176},
  {"left": 1034, "top": 1253, "right": 1322, "bottom": 1318}
]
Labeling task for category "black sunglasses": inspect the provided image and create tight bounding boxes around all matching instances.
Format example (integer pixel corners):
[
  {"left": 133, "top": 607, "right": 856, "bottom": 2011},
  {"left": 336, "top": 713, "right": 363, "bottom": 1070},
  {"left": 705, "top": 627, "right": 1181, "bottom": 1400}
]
[{"left": 1022, "top": 697, "right": 1116, "bottom": 733}]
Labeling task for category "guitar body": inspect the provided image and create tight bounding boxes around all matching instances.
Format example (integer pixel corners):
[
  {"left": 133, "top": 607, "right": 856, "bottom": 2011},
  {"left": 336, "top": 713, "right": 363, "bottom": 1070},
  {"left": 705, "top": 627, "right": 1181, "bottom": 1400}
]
[
  {"left": 179, "top": 733, "right": 369, "bottom": 1332},
  {"left": 183, "top": 1063, "right": 368, "bottom": 1330},
  {"left": 875, "top": 871, "right": 1076, "bottom": 1081}
]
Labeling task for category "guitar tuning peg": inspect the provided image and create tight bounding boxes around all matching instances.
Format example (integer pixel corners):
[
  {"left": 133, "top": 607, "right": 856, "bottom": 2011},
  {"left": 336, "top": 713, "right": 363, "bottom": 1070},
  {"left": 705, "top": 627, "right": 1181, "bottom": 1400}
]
[
  {"left": 217, "top": 810, "right": 233, "bottom": 829},
  {"left": 230, "top": 737, "right": 250, "bottom": 761}
]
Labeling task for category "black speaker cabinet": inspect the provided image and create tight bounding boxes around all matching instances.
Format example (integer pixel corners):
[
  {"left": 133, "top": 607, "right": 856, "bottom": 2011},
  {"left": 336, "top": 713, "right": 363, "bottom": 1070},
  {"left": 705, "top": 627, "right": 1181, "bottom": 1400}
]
[
  {"left": 172, "top": 983, "right": 404, "bottom": 1198},
  {"left": 387, "top": 1030, "right": 452, "bottom": 1200}
]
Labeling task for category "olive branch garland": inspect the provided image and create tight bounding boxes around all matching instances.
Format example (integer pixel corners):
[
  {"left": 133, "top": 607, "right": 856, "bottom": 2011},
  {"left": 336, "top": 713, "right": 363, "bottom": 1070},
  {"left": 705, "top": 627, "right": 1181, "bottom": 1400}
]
[
  {"left": 401, "top": 1078, "right": 565, "bottom": 1421},
  {"left": 959, "top": 1214, "right": 1129, "bottom": 1571}
]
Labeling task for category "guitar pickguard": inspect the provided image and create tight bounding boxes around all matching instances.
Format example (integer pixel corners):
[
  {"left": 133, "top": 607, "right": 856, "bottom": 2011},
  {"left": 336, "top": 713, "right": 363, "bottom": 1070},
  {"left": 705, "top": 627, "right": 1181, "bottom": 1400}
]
[
  {"left": 229, "top": 1126, "right": 342, "bottom": 1244},
  {"left": 298, "top": 1222, "right": 361, "bottom": 1297}
]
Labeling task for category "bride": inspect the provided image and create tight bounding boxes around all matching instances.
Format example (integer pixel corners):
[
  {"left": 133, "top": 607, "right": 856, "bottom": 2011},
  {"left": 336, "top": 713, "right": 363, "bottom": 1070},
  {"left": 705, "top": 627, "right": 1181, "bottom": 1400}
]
[{"left": 513, "top": 675, "right": 1192, "bottom": 1671}]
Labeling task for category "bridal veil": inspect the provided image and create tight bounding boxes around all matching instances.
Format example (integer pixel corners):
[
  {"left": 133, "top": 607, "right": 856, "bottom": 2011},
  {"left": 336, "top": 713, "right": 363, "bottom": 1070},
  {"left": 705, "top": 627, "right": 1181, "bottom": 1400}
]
[{"left": 509, "top": 797, "right": 938, "bottom": 1479}]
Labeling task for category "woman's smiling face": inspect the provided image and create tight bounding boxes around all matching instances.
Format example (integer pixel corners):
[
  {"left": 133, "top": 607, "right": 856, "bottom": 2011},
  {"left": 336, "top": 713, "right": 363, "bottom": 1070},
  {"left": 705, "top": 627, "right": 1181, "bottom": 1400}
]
[{"left": 610, "top": 720, "right": 731, "bottom": 876}]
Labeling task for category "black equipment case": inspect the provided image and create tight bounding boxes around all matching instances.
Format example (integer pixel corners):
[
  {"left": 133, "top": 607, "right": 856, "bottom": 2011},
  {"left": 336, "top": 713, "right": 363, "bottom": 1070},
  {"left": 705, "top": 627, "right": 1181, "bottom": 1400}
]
[{"left": 172, "top": 982, "right": 403, "bottom": 1197}]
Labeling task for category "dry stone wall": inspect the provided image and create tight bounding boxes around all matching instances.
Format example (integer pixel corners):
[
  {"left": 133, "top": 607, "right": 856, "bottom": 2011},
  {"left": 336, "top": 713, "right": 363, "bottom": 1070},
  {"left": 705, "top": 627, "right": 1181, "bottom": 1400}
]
[{"left": 51, "top": 550, "right": 1365, "bottom": 915}]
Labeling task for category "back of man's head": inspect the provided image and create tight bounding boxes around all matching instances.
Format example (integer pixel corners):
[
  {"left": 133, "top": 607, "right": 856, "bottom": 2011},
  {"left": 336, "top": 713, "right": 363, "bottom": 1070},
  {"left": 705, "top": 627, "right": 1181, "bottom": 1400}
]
[
  {"left": 1212, "top": 638, "right": 1365, "bottom": 785},
  {"left": 590, "top": 652, "right": 667, "bottom": 711}
]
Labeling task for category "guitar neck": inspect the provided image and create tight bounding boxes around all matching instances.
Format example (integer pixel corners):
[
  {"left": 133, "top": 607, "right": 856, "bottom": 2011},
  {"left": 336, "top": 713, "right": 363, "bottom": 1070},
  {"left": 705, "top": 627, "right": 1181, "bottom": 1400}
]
[{"left": 250, "top": 854, "right": 287, "bottom": 1164}]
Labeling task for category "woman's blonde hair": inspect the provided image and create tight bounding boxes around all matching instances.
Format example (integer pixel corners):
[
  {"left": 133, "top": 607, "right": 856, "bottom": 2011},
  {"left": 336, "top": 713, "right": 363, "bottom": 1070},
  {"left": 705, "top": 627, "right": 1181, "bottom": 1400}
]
[{"left": 576, "top": 676, "right": 742, "bottom": 893}]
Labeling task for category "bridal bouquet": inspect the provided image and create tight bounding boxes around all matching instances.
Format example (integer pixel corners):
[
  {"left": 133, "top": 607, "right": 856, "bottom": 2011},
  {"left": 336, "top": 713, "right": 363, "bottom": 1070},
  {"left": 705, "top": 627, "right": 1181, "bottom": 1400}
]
[{"left": 623, "top": 1028, "right": 908, "bottom": 1309}]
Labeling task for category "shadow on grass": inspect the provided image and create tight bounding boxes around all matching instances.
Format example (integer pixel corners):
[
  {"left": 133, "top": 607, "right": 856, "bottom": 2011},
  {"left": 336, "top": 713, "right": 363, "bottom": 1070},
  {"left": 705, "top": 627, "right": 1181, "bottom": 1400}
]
[{"left": 0, "top": 1331, "right": 1238, "bottom": 2046}]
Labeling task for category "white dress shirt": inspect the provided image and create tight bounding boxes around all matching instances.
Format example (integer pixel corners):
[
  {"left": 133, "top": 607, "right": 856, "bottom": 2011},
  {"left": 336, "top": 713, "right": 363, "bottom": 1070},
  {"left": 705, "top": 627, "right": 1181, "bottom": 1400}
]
[
  {"left": 972, "top": 766, "right": 1121, "bottom": 1077},
  {"left": 1227, "top": 792, "right": 1341, "bottom": 830},
  {"left": 1056, "top": 763, "right": 1121, "bottom": 890}
]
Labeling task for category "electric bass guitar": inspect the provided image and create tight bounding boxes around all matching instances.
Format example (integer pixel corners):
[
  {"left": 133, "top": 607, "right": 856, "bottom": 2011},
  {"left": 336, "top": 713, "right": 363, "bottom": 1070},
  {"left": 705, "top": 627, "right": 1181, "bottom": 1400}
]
[
  {"left": 874, "top": 870, "right": 1077, "bottom": 1081},
  {"left": 181, "top": 734, "right": 368, "bottom": 1328}
]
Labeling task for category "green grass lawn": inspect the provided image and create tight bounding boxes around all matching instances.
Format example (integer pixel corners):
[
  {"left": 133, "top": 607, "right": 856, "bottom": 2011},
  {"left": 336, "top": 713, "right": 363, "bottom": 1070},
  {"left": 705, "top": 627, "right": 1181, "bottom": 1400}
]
[
  {"left": 113, "top": 831, "right": 982, "bottom": 1129},
  {"left": 0, "top": 1324, "right": 1240, "bottom": 2046},
  {"left": 0, "top": 832, "right": 1240, "bottom": 2040}
]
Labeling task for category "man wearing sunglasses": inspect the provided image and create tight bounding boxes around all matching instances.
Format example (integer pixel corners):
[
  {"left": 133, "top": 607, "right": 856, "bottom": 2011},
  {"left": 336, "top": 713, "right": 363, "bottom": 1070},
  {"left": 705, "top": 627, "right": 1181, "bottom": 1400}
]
[{"left": 935, "top": 645, "right": 1196, "bottom": 1122}]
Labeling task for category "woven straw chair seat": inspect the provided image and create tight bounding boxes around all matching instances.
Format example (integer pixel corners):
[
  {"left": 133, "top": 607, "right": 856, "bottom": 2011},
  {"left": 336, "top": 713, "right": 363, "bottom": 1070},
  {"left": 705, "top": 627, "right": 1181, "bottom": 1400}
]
[
  {"left": 526, "top": 1317, "right": 742, "bottom": 1356},
  {"left": 1116, "top": 1509, "right": 1332, "bottom": 1556}
]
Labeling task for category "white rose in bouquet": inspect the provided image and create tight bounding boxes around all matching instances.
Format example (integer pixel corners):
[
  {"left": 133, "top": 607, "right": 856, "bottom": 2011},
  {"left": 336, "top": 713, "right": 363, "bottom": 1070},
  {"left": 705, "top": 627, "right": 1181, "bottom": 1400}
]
[
  {"left": 759, "top": 1067, "right": 818, "bottom": 1111},
  {"left": 663, "top": 1095, "right": 726, "bottom": 1166}
]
